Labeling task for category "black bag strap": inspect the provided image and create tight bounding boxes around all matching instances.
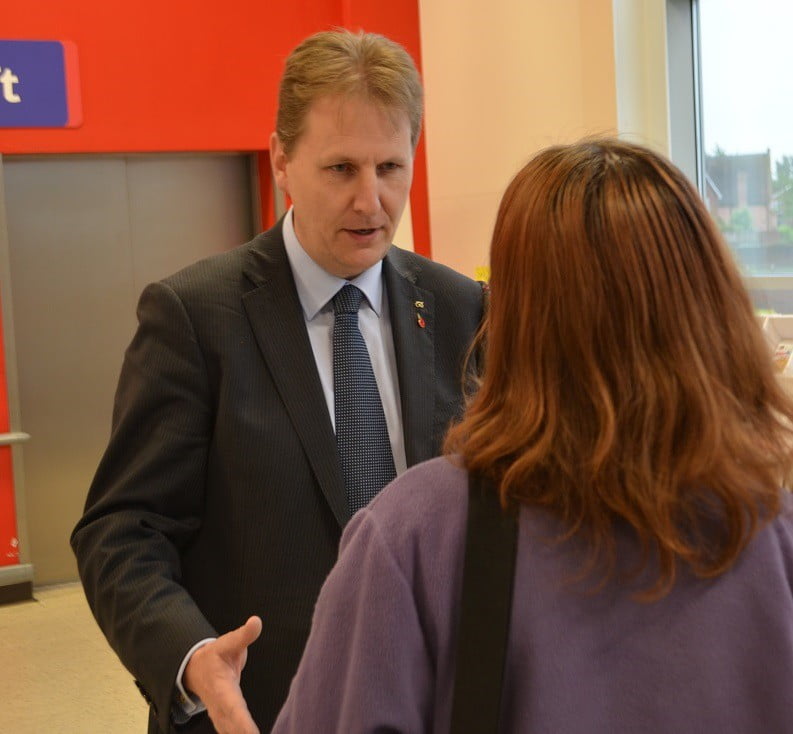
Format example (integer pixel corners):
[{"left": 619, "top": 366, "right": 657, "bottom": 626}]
[{"left": 449, "top": 472, "right": 519, "bottom": 734}]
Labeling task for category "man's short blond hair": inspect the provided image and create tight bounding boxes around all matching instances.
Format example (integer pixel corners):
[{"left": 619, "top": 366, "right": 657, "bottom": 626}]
[{"left": 276, "top": 29, "right": 423, "bottom": 154}]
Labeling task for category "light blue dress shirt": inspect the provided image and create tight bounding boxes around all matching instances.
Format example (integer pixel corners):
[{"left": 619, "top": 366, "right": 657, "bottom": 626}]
[{"left": 282, "top": 208, "right": 408, "bottom": 476}]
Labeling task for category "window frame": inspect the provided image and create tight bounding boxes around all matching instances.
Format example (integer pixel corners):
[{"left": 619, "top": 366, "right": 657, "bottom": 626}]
[{"left": 666, "top": 0, "right": 792, "bottom": 297}]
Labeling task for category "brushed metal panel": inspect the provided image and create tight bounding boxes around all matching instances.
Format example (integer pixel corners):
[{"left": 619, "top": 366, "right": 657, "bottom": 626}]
[{"left": 3, "top": 154, "right": 254, "bottom": 584}]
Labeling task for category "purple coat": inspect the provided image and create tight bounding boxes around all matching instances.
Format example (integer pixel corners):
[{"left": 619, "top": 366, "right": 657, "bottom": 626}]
[{"left": 272, "top": 456, "right": 793, "bottom": 733}]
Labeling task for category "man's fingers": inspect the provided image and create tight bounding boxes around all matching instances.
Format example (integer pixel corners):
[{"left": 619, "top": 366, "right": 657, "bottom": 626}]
[
  {"left": 224, "top": 703, "right": 260, "bottom": 734},
  {"left": 212, "top": 686, "right": 260, "bottom": 734}
]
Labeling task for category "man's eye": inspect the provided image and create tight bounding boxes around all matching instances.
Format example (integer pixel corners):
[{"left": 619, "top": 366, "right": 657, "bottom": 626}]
[
  {"left": 329, "top": 163, "right": 352, "bottom": 174},
  {"left": 378, "top": 162, "right": 399, "bottom": 173}
]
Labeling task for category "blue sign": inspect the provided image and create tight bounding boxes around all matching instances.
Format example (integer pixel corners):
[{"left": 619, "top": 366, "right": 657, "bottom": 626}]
[{"left": 0, "top": 40, "right": 82, "bottom": 129}]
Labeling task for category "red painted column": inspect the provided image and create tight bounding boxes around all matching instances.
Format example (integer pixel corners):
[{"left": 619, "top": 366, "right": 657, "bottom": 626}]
[{"left": 0, "top": 296, "right": 19, "bottom": 567}]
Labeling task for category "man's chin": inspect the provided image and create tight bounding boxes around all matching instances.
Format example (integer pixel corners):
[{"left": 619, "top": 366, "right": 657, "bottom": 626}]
[{"left": 335, "top": 247, "right": 390, "bottom": 279}]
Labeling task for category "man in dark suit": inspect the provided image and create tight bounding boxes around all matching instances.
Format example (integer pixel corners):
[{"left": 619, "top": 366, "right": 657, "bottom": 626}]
[{"left": 71, "top": 29, "right": 483, "bottom": 734}]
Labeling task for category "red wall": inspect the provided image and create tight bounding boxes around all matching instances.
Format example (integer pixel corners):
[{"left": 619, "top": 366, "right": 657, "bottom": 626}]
[
  {"left": 0, "top": 296, "right": 18, "bottom": 567},
  {"left": 0, "top": 0, "right": 431, "bottom": 570},
  {"left": 0, "top": 0, "right": 432, "bottom": 254}
]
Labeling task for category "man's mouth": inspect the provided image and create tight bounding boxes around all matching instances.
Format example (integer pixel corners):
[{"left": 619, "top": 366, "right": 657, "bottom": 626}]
[{"left": 344, "top": 227, "right": 380, "bottom": 237}]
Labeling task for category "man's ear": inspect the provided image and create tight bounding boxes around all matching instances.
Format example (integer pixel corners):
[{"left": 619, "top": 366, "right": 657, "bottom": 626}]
[{"left": 270, "top": 132, "right": 289, "bottom": 196}]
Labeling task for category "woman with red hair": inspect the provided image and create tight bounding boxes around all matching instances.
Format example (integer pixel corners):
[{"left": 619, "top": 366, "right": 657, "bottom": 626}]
[{"left": 272, "top": 139, "right": 793, "bottom": 733}]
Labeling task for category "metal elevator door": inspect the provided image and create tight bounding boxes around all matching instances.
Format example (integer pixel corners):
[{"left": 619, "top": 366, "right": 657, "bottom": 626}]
[{"left": 2, "top": 153, "right": 256, "bottom": 585}]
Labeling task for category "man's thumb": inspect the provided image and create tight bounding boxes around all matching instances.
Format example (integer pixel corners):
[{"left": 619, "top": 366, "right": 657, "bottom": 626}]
[
  {"left": 240, "top": 615, "right": 262, "bottom": 645},
  {"left": 245, "top": 615, "right": 263, "bottom": 640},
  {"left": 223, "top": 615, "right": 263, "bottom": 654}
]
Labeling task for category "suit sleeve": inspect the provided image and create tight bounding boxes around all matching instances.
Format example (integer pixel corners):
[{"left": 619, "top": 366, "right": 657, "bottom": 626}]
[
  {"left": 271, "top": 507, "right": 435, "bottom": 733},
  {"left": 71, "top": 280, "right": 218, "bottom": 732}
]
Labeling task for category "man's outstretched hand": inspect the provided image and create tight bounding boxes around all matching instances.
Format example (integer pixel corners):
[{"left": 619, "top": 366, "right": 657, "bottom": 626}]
[{"left": 184, "top": 615, "right": 263, "bottom": 734}]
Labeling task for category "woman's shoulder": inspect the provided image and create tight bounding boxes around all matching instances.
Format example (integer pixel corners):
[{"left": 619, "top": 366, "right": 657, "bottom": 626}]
[
  {"left": 356, "top": 456, "right": 470, "bottom": 567},
  {"left": 768, "top": 489, "right": 793, "bottom": 552},
  {"left": 734, "top": 489, "right": 793, "bottom": 590},
  {"left": 370, "top": 455, "right": 468, "bottom": 517}
]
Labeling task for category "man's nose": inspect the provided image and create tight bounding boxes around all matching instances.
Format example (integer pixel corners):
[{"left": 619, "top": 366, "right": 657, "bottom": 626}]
[{"left": 352, "top": 170, "right": 382, "bottom": 216}]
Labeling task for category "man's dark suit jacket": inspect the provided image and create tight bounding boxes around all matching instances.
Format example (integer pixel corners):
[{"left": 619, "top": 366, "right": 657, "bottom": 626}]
[{"left": 71, "top": 222, "right": 485, "bottom": 733}]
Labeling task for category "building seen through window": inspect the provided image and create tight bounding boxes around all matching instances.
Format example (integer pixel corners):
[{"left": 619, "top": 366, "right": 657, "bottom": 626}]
[{"left": 699, "top": 0, "right": 793, "bottom": 312}]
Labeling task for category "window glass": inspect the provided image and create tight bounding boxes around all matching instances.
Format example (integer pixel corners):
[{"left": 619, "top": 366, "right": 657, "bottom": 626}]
[{"left": 699, "top": 0, "right": 793, "bottom": 312}]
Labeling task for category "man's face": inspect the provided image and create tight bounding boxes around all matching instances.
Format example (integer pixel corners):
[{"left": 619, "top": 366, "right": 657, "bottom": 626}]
[{"left": 271, "top": 94, "right": 414, "bottom": 279}]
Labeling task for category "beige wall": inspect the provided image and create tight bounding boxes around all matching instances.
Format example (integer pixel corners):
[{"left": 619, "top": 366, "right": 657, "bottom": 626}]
[
  {"left": 612, "top": 0, "right": 670, "bottom": 154},
  {"left": 419, "top": 0, "right": 619, "bottom": 278}
]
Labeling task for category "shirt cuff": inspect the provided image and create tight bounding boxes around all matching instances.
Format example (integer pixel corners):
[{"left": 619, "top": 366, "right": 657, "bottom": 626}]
[{"left": 172, "top": 637, "right": 216, "bottom": 722}]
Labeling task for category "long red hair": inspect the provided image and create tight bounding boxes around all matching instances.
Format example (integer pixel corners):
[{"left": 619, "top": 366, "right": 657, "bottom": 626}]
[{"left": 446, "top": 139, "right": 793, "bottom": 596}]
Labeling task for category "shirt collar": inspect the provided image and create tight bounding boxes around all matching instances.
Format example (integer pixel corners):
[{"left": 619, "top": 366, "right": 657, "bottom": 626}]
[{"left": 282, "top": 208, "right": 385, "bottom": 320}]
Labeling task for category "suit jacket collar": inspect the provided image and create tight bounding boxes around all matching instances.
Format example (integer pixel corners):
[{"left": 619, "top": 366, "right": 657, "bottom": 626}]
[
  {"left": 382, "top": 249, "right": 437, "bottom": 468},
  {"left": 240, "top": 223, "right": 349, "bottom": 527},
  {"left": 240, "top": 223, "right": 437, "bottom": 526}
]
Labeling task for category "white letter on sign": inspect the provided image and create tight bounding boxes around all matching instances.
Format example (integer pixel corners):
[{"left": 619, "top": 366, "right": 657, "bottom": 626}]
[{"left": 0, "top": 68, "right": 22, "bottom": 103}]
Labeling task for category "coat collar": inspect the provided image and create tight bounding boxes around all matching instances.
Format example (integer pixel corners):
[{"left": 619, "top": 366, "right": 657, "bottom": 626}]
[
  {"left": 382, "top": 250, "right": 436, "bottom": 468},
  {"left": 240, "top": 223, "right": 438, "bottom": 525},
  {"left": 241, "top": 223, "right": 349, "bottom": 526}
]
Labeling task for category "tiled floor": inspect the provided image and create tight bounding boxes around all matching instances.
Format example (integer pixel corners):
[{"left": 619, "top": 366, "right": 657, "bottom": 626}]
[{"left": 0, "top": 582, "right": 148, "bottom": 734}]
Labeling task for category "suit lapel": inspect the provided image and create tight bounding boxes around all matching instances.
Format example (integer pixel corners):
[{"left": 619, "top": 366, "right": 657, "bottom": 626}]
[
  {"left": 241, "top": 227, "right": 349, "bottom": 527},
  {"left": 384, "top": 250, "right": 436, "bottom": 467}
]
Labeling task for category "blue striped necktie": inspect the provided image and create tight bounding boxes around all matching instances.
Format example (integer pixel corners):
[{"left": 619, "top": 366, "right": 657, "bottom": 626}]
[{"left": 332, "top": 284, "right": 397, "bottom": 513}]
